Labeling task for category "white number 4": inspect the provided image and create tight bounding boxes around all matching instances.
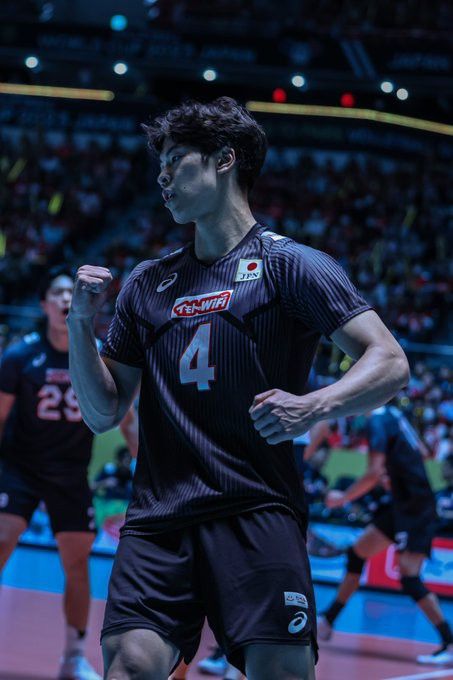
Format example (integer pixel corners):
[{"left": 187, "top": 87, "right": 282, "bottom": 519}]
[{"left": 179, "top": 323, "right": 215, "bottom": 391}]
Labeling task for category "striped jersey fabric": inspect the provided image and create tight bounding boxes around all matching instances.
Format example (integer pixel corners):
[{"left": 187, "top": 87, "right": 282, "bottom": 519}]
[{"left": 101, "top": 224, "right": 371, "bottom": 534}]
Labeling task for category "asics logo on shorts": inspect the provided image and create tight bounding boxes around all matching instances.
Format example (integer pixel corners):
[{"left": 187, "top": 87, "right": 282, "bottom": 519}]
[
  {"left": 288, "top": 610, "right": 308, "bottom": 634},
  {"left": 284, "top": 591, "right": 309, "bottom": 635}
]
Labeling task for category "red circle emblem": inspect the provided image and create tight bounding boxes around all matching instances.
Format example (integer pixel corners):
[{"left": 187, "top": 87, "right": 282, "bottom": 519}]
[{"left": 247, "top": 262, "right": 258, "bottom": 271}]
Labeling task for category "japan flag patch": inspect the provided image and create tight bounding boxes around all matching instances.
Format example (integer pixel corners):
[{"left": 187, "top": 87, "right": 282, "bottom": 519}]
[{"left": 235, "top": 258, "right": 263, "bottom": 282}]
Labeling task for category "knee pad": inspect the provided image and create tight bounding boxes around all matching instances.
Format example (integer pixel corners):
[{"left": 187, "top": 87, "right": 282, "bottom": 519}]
[
  {"left": 346, "top": 546, "right": 365, "bottom": 575},
  {"left": 400, "top": 575, "right": 429, "bottom": 602}
]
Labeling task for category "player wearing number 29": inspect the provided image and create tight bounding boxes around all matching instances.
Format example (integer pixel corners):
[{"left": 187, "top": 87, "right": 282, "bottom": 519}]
[
  {"left": 0, "top": 268, "right": 104, "bottom": 680},
  {"left": 67, "top": 97, "right": 410, "bottom": 680}
]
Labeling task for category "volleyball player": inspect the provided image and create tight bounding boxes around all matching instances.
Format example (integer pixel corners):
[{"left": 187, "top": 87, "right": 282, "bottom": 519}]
[
  {"left": 0, "top": 267, "right": 134, "bottom": 680},
  {"left": 316, "top": 405, "right": 453, "bottom": 665},
  {"left": 67, "top": 97, "right": 409, "bottom": 680}
]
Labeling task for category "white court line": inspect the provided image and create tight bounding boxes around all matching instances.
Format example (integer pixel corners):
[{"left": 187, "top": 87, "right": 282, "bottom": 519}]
[{"left": 384, "top": 669, "right": 453, "bottom": 680}]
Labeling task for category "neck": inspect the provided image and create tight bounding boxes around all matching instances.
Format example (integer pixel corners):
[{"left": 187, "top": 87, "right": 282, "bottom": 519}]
[
  {"left": 47, "top": 326, "right": 69, "bottom": 352},
  {"left": 194, "top": 189, "right": 256, "bottom": 263}
]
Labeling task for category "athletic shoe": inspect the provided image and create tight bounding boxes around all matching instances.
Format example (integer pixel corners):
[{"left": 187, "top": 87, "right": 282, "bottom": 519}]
[
  {"left": 58, "top": 653, "right": 102, "bottom": 680},
  {"left": 417, "top": 644, "right": 453, "bottom": 665},
  {"left": 198, "top": 647, "right": 228, "bottom": 675},
  {"left": 317, "top": 615, "right": 333, "bottom": 641}
]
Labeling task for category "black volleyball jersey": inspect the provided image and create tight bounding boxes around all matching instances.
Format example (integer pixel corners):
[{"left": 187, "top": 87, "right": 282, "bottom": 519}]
[
  {"left": 0, "top": 333, "right": 94, "bottom": 479},
  {"left": 367, "top": 405, "right": 436, "bottom": 514},
  {"left": 102, "top": 224, "right": 371, "bottom": 533}
]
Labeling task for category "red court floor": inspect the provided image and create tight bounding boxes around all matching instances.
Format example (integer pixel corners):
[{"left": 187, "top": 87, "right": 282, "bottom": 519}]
[{"left": 1, "top": 586, "right": 452, "bottom": 680}]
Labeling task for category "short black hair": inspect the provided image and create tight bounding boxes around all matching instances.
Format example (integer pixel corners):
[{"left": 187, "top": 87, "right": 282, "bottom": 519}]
[
  {"left": 142, "top": 97, "right": 267, "bottom": 191},
  {"left": 37, "top": 265, "right": 73, "bottom": 301}
]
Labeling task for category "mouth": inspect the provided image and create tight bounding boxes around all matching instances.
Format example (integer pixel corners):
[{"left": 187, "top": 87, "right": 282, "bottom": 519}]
[
  {"left": 162, "top": 189, "right": 175, "bottom": 204},
  {"left": 62, "top": 307, "right": 70, "bottom": 317}
]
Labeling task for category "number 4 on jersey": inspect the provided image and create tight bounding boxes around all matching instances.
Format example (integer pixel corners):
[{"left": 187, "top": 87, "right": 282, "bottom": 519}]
[{"left": 179, "top": 323, "right": 215, "bottom": 391}]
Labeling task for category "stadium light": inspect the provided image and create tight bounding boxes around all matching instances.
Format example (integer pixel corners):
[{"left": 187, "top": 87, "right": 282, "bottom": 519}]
[
  {"left": 110, "top": 15, "right": 128, "bottom": 31},
  {"left": 396, "top": 88, "right": 409, "bottom": 101},
  {"left": 272, "top": 88, "right": 287, "bottom": 103},
  {"left": 203, "top": 69, "right": 217, "bottom": 81},
  {"left": 246, "top": 101, "right": 453, "bottom": 137},
  {"left": 0, "top": 83, "right": 114, "bottom": 101},
  {"left": 291, "top": 74, "right": 305, "bottom": 88},
  {"left": 25, "top": 56, "right": 39, "bottom": 69},
  {"left": 380, "top": 81, "right": 394, "bottom": 94},
  {"left": 340, "top": 92, "right": 356, "bottom": 108},
  {"left": 113, "top": 62, "right": 128, "bottom": 75}
]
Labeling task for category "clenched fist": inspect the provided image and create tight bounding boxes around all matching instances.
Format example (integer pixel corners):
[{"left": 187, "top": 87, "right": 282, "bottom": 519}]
[
  {"left": 249, "top": 388, "right": 319, "bottom": 445},
  {"left": 69, "top": 265, "right": 113, "bottom": 320}
]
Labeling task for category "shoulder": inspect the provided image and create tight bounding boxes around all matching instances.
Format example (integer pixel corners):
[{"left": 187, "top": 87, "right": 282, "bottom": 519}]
[
  {"left": 122, "top": 246, "right": 189, "bottom": 286},
  {"left": 2, "top": 333, "right": 41, "bottom": 362},
  {"left": 258, "top": 228, "right": 335, "bottom": 268}
]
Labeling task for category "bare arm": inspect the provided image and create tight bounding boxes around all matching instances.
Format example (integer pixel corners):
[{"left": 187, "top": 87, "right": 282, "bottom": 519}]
[
  {"left": 317, "top": 310, "right": 410, "bottom": 420},
  {"left": 304, "top": 421, "right": 331, "bottom": 460},
  {"left": 67, "top": 266, "right": 141, "bottom": 434},
  {"left": 119, "top": 404, "right": 139, "bottom": 458},
  {"left": 325, "top": 451, "right": 386, "bottom": 508},
  {"left": 0, "top": 391, "right": 16, "bottom": 443},
  {"left": 250, "top": 310, "right": 410, "bottom": 445}
]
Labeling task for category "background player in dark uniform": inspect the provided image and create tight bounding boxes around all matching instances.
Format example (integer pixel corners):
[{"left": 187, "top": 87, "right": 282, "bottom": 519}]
[
  {"left": 0, "top": 268, "right": 134, "bottom": 680},
  {"left": 316, "top": 405, "right": 453, "bottom": 665},
  {"left": 67, "top": 97, "right": 409, "bottom": 680}
]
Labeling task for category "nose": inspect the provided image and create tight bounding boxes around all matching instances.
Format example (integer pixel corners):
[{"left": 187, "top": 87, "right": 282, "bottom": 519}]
[{"left": 158, "top": 170, "right": 170, "bottom": 188}]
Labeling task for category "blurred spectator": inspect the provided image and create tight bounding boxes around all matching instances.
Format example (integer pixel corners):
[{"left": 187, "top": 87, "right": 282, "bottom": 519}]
[
  {"left": 93, "top": 447, "right": 134, "bottom": 501},
  {"left": 435, "top": 454, "right": 453, "bottom": 535}
]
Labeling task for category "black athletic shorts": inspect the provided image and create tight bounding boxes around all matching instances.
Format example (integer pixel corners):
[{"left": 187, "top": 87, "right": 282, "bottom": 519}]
[
  {"left": 102, "top": 508, "right": 318, "bottom": 674},
  {"left": 373, "top": 504, "right": 437, "bottom": 556},
  {"left": 0, "top": 460, "right": 96, "bottom": 534}
]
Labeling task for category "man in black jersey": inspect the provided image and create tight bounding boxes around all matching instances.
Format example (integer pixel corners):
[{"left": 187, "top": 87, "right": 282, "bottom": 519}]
[
  {"left": 67, "top": 97, "right": 410, "bottom": 680},
  {"left": 316, "top": 406, "right": 453, "bottom": 665},
  {"left": 0, "top": 268, "right": 133, "bottom": 680}
]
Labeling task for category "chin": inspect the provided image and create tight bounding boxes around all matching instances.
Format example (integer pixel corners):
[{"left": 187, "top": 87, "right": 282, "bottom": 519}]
[{"left": 170, "top": 209, "right": 194, "bottom": 225}]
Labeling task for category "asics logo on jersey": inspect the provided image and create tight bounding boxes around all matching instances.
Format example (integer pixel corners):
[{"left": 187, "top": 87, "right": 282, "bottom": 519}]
[
  {"left": 157, "top": 273, "right": 178, "bottom": 292},
  {"left": 171, "top": 290, "right": 233, "bottom": 318},
  {"left": 32, "top": 353, "right": 46, "bottom": 367}
]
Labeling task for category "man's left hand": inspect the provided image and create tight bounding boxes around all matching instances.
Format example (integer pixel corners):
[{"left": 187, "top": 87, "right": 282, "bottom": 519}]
[{"left": 249, "top": 389, "right": 318, "bottom": 445}]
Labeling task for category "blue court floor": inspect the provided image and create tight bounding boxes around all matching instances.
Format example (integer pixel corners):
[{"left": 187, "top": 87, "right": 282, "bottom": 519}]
[{"left": 3, "top": 544, "right": 453, "bottom": 646}]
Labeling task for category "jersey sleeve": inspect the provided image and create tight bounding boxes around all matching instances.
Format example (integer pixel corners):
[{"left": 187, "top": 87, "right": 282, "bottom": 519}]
[
  {"left": 0, "top": 345, "right": 23, "bottom": 394},
  {"left": 269, "top": 241, "right": 371, "bottom": 338},
  {"left": 101, "top": 269, "right": 145, "bottom": 368},
  {"left": 367, "top": 414, "right": 389, "bottom": 453}
]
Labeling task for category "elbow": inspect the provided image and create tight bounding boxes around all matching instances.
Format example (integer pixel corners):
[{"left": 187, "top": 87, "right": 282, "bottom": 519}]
[
  {"left": 82, "top": 414, "right": 119, "bottom": 435},
  {"left": 86, "top": 423, "right": 116, "bottom": 434}
]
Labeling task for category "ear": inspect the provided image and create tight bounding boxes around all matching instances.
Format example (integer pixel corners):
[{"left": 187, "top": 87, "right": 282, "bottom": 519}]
[{"left": 217, "top": 147, "right": 236, "bottom": 174}]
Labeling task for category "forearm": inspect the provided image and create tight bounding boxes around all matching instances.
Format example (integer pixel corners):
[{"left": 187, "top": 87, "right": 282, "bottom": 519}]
[
  {"left": 312, "top": 345, "right": 409, "bottom": 421},
  {"left": 342, "top": 473, "right": 379, "bottom": 503},
  {"left": 67, "top": 316, "right": 120, "bottom": 433}
]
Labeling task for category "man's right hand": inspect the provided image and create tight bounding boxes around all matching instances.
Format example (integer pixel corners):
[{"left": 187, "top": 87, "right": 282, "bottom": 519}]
[{"left": 69, "top": 265, "right": 113, "bottom": 320}]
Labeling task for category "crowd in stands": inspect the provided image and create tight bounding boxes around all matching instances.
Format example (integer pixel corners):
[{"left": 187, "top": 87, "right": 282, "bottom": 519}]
[{"left": 152, "top": 0, "right": 452, "bottom": 36}]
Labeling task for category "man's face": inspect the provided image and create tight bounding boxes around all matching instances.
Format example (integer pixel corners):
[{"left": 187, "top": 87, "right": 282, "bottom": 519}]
[
  {"left": 158, "top": 138, "right": 221, "bottom": 224},
  {"left": 41, "top": 275, "right": 73, "bottom": 332}
]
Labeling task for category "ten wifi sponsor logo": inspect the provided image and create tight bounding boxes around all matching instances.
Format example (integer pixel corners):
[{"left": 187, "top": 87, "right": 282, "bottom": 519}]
[{"left": 171, "top": 290, "right": 233, "bottom": 318}]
